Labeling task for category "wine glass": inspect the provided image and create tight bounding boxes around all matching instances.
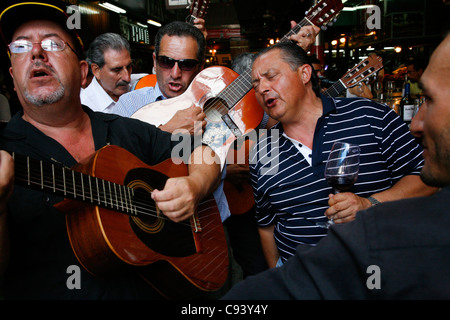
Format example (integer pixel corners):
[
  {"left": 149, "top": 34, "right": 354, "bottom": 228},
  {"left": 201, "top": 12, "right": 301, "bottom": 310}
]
[
  {"left": 386, "top": 80, "right": 395, "bottom": 102},
  {"left": 317, "top": 142, "right": 360, "bottom": 229},
  {"left": 374, "top": 82, "right": 383, "bottom": 102}
]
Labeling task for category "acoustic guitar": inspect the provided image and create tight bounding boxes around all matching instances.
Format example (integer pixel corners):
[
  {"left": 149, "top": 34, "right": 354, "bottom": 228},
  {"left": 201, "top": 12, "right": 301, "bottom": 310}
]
[
  {"left": 186, "top": 0, "right": 209, "bottom": 25},
  {"left": 12, "top": 145, "right": 228, "bottom": 299},
  {"left": 132, "top": 0, "right": 345, "bottom": 166},
  {"left": 324, "top": 54, "right": 384, "bottom": 97}
]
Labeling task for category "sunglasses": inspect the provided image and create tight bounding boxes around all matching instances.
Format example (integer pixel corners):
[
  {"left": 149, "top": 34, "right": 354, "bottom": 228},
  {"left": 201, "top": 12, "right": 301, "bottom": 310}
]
[{"left": 156, "top": 55, "right": 200, "bottom": 71}]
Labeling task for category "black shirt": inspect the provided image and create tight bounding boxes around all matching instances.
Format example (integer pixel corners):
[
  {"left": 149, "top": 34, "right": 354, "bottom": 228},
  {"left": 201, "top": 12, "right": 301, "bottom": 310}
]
[{"left": 0, "top": 107, "right": 190, "bottom": 299}]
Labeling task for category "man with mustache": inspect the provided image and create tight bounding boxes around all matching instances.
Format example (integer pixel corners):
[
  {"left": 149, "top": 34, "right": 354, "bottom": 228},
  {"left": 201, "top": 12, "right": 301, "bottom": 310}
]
[
  {"left": 82, "top": 20, "right": 207, "bottom": 115},
  {"left": 80, "top": 33, "right": 133, "bottom": 113}
]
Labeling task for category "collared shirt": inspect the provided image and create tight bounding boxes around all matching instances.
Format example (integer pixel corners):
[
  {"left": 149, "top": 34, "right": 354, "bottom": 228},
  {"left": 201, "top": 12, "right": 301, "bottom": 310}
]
[
  {"left": 250, "top": 95, "right": 424, "bottom": 263},
  {"left": 80, "top": 77, "right": 116, "bottom": 113},
  {"left": 112, "top": 84, "right": 164, "bottom": 118}
]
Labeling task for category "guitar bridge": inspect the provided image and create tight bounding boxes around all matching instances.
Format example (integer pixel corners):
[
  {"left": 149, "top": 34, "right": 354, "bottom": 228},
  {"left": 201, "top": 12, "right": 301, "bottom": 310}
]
[
  {"left": 222, "top": 114, "right": 242, "bottom": 137},
  {"left": 191, "top": 214, "right": 202, "bottom": 233}
]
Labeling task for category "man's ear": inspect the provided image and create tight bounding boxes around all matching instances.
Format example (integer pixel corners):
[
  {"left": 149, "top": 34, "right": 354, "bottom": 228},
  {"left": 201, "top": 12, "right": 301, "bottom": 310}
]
[
  {"left": 152, "top": 52, "right": 157, "bottom": 72},
  {"left": 90, "top": 63, "right": 101, "bottom": 79},
  {"left": 8, "top": 67, "right": 16, "bottom": 92},
  {"left": 298, "top": 64, "right": 312, "bottom": 84},
  {"left": 80, "top": 60, "right": 89, "bottom": 87}
]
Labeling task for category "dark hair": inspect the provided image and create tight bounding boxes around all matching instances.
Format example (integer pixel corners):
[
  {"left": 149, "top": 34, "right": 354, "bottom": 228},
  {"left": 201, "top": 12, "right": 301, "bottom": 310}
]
[
  {"left": 154, "top": 21, "right": 205, "bottom": 62},
  {"left": 255, "top": 42, "right": 321, "bottom": 97},
  {"left": 86, "top": 33, "right": 130, "bottom": 68},
  {"left": 407, "top": 57, "right": 427, "bottom": 72}
]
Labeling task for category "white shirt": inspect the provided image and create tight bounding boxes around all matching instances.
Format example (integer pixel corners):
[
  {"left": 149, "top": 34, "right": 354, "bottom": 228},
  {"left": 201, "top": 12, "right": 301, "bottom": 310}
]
[{"left": 80, "top": 77, "right": 116, "bottom": 113}]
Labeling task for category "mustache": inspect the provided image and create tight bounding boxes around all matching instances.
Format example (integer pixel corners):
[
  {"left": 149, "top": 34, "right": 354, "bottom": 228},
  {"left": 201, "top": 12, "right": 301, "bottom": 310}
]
[
  {"left": 28, "top": 61, "right": 56, "bottom": 76},
  {"left": 116, "top": 80, "right": 130, "bottom": 87}
]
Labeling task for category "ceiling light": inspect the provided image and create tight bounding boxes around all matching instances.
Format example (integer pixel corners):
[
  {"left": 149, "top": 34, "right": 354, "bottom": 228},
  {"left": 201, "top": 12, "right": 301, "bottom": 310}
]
[
  {"left": 136, "top": 22, "right": 148, "bottom": 28},
  {"left": 147, "top": 19, "right": 162, "bottom": 27},
  {"left": 342, "top": 5, "right": 376, "bottom": 11},
  {"left": 99, "top": 2, "right": 126, "bottom": 14}
]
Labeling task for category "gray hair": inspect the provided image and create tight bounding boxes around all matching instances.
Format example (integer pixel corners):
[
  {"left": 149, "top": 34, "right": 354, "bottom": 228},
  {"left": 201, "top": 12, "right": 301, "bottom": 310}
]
[{"left": 86, "top": 32, "right": 130, "bottom": 68}]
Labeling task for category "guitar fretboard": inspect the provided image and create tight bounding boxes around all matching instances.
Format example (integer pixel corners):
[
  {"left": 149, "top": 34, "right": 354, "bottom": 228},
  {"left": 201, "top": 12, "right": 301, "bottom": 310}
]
[
  {"left": 215, "top": 15, "right": 314, "bottom": 111},
  {"left": 324, "top": 79, "right": 346, "bottom": 97},
  {"left": 12, "top": 153, "right": 139, "bottom": 216}
]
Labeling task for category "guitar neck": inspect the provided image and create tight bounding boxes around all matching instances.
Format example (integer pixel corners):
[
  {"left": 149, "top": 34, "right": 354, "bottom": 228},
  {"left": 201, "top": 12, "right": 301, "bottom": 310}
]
[
  {"left": 186, "top": 0, "right": 209, "bottom": 25},
  {"left": 216, "top": 18, "right": 314, "bottom": 111},
  {"left": 217, "top": 70, "right": 253, "bottom": 110},
  {"left": 205, "top": 0, "right": 343, "bottom": 111},
  {"left": 324, "top": 79, "right": 346, "bottom": 97},
  {"left": 186, "top": 15, "right": 196, "bottom": 25},
  {"left": 12, "top": 153, "right": 138, "bottom": 216},
  {"left": 279, "top": 18, "right": 313, "bottom": 43}
]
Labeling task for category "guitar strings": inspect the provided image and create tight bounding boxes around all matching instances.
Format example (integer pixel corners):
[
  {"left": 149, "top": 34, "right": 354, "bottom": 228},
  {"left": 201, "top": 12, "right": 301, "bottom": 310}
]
[
  {"left": 201, "top": 19, "right": 310, "bottom": 117},
  {"left": 13, "top": 166, "right": 214, "bottom": 229}
]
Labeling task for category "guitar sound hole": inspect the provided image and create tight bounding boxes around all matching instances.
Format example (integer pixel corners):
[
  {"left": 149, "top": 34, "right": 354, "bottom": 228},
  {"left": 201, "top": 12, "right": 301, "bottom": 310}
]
[
  {"left": 125, "top": 168, "right": 197, "bottom": 257},
  {"left": 204, "top": 97, "right": 229, "bottom": 123},
  {"left": 131, "top": 188, "right": 164, "bottom": 234}
]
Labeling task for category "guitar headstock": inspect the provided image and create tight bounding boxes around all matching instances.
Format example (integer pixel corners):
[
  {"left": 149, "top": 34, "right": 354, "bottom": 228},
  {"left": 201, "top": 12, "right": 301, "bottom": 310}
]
[
  {"left": 305, "top": 0, "right": 344, "bottom": 28},
  {"left": 188, "top": 0, "right": 210, "bottom": 19},
  {"left": 341, "top": 55, "right": 384, "bottom": 88}
]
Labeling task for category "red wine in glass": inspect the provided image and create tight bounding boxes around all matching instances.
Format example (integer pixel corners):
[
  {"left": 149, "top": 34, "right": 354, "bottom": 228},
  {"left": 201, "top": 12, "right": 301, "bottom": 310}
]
[
  {"left": 317, "top": 142, "right": 360, "bottom": 229},
  {"left": 325, "top": 175, "right": 358, "bottom": 193}
]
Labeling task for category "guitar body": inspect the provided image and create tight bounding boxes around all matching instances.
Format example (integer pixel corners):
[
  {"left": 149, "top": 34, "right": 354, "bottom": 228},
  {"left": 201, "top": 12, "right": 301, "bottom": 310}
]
[
  {"left": 223, "top": 137, "right": 256, "bottom": 215},
  {"left": 55, "top": 145, "right": 228, "bottom": 299},
  {"left": 131, "top": 66, "right": 264, "bottom": 165}
]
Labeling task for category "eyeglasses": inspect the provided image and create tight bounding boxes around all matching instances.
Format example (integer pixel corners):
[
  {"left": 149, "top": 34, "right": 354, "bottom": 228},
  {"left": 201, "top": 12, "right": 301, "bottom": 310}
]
[
  {"left": 156, "top": 55, "right": 200, "bottom": 71},
  {"left": 8, "top": 38, "right": 80, "bottom": 59}
]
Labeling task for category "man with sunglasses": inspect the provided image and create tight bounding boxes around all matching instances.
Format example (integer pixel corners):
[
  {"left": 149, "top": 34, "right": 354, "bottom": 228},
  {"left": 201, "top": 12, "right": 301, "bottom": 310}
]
[
  {"left": 0, "top": 2, "right": 220, "bottom": 299},
  {"left": 112, "top": 21, "right": 207, "bottom": 134}
]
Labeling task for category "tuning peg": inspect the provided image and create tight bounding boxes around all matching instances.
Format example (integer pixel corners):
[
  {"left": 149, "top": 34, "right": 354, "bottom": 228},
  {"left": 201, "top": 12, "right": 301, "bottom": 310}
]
[{"left": 321, "top": 26, "right": 328, "bottom": 30}]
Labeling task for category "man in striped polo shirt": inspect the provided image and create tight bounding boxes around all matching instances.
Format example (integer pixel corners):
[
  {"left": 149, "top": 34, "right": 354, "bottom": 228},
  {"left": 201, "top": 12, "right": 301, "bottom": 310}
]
[{"left": 249, "top": 42, "right": 437, "bottom": 267}]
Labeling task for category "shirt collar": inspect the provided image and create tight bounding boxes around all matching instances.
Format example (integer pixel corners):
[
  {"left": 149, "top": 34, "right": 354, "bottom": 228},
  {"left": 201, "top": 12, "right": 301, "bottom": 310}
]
[
  {"left": 154, "top": 82, "right": 166, "bottom": 101},
  {"left": 83, "top": 77, "right": 116, "bottom": 112},
  {"left": 320, "top": 94, "right": 337, "bottom": 116}
]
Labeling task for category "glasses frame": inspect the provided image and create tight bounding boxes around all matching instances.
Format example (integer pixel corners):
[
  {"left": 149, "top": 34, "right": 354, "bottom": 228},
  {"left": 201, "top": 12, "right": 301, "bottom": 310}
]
[
  {"left": 156, "top": 55, "right": 200, "bottom": 71},
  {"left": 8, "top": 38, "right": 81, "bottom": 59}
]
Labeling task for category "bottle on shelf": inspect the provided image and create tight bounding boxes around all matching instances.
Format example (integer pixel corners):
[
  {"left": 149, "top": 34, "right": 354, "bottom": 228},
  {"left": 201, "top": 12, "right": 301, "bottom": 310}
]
[
  {"left": 399, "top": 82, "right": 415, "bottom": 126},
  {"left": 402, "top": 74, "right": 409, "bottom": 96}
]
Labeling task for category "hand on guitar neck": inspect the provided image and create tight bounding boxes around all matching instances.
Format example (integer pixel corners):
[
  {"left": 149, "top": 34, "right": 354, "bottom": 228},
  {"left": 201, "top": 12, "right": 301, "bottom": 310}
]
[
  {"left": 288, "top": 22, "right": 321, "bottom": 52},
  {"left": 192, "top": 17, "right": 208, "bottom": 39}
]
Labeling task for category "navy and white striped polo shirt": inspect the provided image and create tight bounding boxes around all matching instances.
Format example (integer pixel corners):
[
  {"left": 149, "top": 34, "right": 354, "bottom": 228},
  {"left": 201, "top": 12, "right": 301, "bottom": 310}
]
[{"left": 249, "top": 95, "right": 424, "bottom": 262}]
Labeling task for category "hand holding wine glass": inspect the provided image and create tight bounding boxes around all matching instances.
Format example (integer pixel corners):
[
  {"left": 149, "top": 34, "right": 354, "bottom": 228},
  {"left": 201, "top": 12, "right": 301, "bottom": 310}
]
[{"left": 317, "top": 142, "right": 360, "bottom": 228}]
